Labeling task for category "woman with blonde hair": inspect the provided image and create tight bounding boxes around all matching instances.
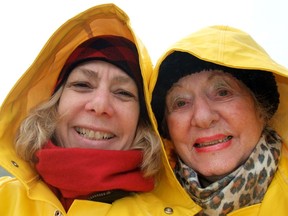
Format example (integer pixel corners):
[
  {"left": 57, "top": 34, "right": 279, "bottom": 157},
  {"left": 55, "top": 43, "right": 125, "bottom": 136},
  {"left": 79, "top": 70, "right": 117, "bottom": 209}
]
[{"left": 0, "top": 4, "right": 163, "bottom": 215}]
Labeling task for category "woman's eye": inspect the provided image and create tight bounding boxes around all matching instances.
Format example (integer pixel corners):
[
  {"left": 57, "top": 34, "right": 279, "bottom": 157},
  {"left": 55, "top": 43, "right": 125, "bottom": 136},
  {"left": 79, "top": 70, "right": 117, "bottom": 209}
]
[
  {"left": 175, "top": 100, "right": 186, "bottom": 108},
  {"left": 118, "top": 90, "right": 133, "bottom": 97},
  {"left": 115, "top": 90, "right": 136, "bottom": 99},
  {"left": 169, "top": 99, "right": 190, "bottom": 112},
  {"left": 217, "top": 89, "right": 230, "bottom": 96},
  {"left": 67, "top": 81, "right": 92, "bottom": 90}
]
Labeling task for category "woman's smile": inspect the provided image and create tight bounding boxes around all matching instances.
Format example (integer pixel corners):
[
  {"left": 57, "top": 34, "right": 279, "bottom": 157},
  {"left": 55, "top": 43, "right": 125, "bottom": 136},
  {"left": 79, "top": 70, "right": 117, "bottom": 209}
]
[
  {"left": 75, "top": 127, "right": 115, "bottom": 140},
  {"left": 193, "top": 134, "right": 233, "bottom": 153}
]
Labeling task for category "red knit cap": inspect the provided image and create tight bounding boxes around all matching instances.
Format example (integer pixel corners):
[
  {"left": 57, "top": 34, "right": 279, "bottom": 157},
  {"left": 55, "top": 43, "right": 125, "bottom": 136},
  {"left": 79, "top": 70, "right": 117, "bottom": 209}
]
[{"left": 55, "top": 35, "right": 142, "bottom": 91}]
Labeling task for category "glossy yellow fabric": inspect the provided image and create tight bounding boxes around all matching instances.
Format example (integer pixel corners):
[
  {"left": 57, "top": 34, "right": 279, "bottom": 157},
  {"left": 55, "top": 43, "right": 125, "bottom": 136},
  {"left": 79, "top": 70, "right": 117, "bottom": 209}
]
[
  {"left": 149, "top": 25, "right": 288, "bottom": 215},
  {"left": 0, "top": 3, "right": 200, "bottom": 216},
  {"left": 2, "top": 7, "right": 286, "bottom": 215}
]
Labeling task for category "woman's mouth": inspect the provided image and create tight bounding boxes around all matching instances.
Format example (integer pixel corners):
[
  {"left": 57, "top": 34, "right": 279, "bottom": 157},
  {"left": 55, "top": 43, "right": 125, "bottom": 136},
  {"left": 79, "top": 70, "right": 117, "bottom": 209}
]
[
  {"left": 75, "top": 127, "right": 115, "bottom": 140},
  {"left": 194, "top": 135, "right": 233, "bottom": 148}
]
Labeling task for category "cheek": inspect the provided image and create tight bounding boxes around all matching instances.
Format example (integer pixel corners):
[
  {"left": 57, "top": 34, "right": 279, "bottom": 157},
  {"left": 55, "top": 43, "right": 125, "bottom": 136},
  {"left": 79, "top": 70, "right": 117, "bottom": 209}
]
[
  {"left": 226, "top": 101, "right": 264, "bottom": 150},
  {"left": 54, "top": 119, "right": 67, "bottom": 147},
  {"left": 235, "top": 102, "right": 263, "bottom": 129},
  {"left": 241, "top": 109, "right": 263, "bottom": 144},
  {"left": 122, "top": 104, "right": 140, "bottom": 126},
  {"left": 166, "top": 115, "right": 177, "bottom": 134},
  {"left": 57, "top": 92, "right": 70, "bottom": 114},
  {"left": 167, "top": 114, "right": 188, "bottom": 139},
  {"left": 58, "top": 92, "right": 82, "bottom": 115}
]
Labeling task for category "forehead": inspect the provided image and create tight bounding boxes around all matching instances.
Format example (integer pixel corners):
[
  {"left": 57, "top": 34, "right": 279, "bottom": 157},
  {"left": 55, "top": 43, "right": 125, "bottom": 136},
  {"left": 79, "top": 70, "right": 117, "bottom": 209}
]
[
  {"left": 178, "top": 69, "right": 235, "bottom": 82},
  {"left": 69, "top": 60, "right": 132, "bottom": 81},
  {"left": 170, "top": 69, "right": 238, "bottom": 88}
]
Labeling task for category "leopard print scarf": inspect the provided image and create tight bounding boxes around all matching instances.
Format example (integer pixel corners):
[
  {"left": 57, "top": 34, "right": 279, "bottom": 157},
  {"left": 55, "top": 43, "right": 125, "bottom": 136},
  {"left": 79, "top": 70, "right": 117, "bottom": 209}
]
[{"left": 174, "top": 127, "right": 282, "bottom": 216}]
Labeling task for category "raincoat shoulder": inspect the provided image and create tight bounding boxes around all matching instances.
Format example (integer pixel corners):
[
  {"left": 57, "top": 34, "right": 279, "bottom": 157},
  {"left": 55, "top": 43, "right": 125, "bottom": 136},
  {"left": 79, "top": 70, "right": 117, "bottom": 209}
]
[
  {"left": 0, "top": 3, "right": 198, "bottom": 215},
  {"left": 149, "top": 25, "right": 288, "bottom": 215}
]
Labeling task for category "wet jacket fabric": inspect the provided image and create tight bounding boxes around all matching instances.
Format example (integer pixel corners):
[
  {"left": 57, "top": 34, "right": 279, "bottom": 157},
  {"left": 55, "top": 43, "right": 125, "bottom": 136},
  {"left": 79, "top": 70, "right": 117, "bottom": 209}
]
[
  {"left": 149, "top": 25, "right": 288, "bottom": 215},
  {"left": 0, "top": 4, "right": 201, "bottom": 216}
]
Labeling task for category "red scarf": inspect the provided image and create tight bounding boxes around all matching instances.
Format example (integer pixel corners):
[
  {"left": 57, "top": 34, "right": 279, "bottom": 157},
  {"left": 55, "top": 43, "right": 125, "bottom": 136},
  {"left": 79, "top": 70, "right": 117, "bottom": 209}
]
[{"left": 35, "top": 141, "right": 154, "bottom": 209}]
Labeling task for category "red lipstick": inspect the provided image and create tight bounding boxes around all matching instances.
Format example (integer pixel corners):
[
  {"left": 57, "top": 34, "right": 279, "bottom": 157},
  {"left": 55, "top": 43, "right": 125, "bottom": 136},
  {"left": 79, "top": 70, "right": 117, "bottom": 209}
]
[{"left": 194, "top": 134, "right": 232, "bottom": 153}]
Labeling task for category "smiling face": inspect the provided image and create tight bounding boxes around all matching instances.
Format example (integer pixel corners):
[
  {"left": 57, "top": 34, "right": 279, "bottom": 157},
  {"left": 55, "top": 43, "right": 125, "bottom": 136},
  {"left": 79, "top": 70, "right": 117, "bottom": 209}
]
[
  {"left": 165, "top": 70, "right": 264, "bottom": 179},
  {"left": 55, "top": 60, "right": 140, "bottom": 150}
]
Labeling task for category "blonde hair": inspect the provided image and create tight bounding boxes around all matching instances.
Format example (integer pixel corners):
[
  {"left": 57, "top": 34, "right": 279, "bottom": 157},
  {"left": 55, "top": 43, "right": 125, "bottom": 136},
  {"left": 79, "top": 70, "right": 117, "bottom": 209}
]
[{"left": 15, "top": 86, "right": 161, "bottom": 177}]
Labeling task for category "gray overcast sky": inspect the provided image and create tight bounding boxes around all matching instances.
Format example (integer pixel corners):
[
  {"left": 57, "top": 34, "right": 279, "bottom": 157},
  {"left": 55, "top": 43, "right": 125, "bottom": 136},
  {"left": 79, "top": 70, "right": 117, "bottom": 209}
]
[{"left": 1, "top": 0, "right": 288, "bottom": 103}]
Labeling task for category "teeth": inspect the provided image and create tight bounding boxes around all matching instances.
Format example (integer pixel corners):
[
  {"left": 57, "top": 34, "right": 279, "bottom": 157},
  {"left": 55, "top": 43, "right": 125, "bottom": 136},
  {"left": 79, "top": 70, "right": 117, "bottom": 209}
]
[
  {"left": 76, "top": 127, "right": 114, "bottom": 140},
  {"left": 194, "top": 136, "right": 232, "bottom": 148}
]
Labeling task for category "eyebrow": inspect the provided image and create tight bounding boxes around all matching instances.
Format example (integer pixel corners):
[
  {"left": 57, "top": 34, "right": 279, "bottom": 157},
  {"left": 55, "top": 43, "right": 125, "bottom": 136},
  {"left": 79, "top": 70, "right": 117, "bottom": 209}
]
[
  {"left": 79, "top": 68, "right": 99, "bottom": 79},
  {"left": 206, "top": 71, "right": 226, "bottom": 81},
  {"left": 167, "top": 71, "right": 228, "bottom": 92},
  {"left": 112, "top": 75, "right": 134, "bottom": 84},
  {"left": 78, "top": 68, "right": 134, "bottom": 84},
  {"left": 207, "top": 71, "right": 238, "bottom": 84}
]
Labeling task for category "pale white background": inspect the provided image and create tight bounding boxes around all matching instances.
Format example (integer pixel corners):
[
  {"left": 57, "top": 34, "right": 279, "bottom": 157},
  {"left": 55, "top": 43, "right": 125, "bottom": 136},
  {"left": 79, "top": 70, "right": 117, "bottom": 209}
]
[{"left": 1, "top": 0, "right": 287, "bottom": 104}]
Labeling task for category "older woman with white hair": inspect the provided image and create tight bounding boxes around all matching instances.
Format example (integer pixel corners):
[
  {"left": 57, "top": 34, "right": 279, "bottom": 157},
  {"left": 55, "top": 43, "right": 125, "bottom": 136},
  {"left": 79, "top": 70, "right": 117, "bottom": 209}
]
[{"left": 151, "top": 25, "right": 288, "bottom": 215}]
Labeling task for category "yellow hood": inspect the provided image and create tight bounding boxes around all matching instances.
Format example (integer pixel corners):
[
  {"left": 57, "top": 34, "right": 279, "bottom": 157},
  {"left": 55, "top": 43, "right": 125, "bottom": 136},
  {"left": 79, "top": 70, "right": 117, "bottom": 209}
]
[
  {"left": 150, "top": 25, "right": 288, "bottom": 147},
  {"left": 0, "top": 3, "right": 154, "bottom": 184},
  {"left": 148, "top": 24, "right": 288, "bottom": 215}
]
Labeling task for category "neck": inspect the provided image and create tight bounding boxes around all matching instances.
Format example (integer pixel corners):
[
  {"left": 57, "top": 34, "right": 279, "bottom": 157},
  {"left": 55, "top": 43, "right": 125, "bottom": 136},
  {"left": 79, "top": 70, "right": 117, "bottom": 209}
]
[{"left": 198, "top": 174, "right": 228, "bottom": 187}]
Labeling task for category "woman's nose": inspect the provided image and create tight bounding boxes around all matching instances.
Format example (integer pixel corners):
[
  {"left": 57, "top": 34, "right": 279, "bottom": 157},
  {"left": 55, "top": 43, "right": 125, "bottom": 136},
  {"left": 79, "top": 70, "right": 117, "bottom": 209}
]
[
  {"left": 190, "top": 97, "right": 219, "bottom": 128},
  {"left": 84, "top": 90, "right": 114, "bottom": 116}
]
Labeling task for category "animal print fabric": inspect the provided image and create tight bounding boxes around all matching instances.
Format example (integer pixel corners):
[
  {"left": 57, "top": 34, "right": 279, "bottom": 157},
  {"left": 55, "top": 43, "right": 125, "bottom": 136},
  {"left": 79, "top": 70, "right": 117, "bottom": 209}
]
[{"left": 174, "top": 127, "right": 282, "bottom": 216}]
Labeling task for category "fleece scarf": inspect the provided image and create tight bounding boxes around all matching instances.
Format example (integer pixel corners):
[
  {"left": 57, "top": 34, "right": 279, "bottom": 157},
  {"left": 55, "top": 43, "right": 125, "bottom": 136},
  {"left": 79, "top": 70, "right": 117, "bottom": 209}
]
[
  {"left": 175, "top": 127, "right": 282, "bottom": 215},
  {"left": 36, "top": 141, "right": 154, "bottom": 210}
]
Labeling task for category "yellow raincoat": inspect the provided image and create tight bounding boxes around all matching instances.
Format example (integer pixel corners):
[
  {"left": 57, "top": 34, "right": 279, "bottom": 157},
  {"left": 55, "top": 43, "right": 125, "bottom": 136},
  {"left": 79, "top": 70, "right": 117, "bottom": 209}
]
[
  {"left": 149, "top": 25, "right": 288, "bottom": 215},
  {"left": 0, "top": 3, "right": 200, "bottom": 216}
]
